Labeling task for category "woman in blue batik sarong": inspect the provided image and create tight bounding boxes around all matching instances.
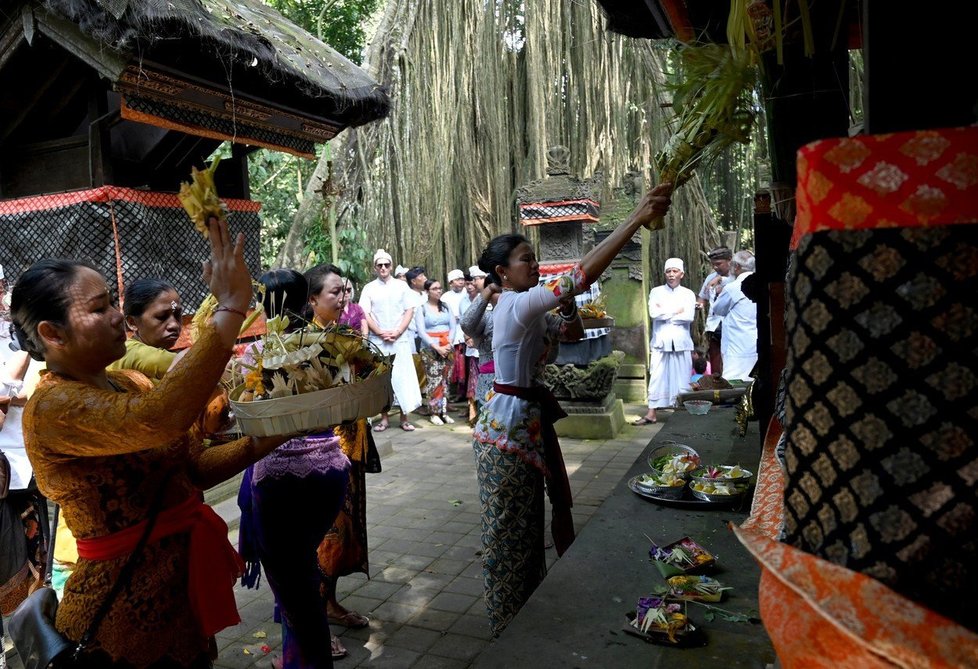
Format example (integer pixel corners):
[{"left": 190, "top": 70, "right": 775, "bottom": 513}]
[{"left": 472, "top": 184, "right": 673, "bottom": 636}]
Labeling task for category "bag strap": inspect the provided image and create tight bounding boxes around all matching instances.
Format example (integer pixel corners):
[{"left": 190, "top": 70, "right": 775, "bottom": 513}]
[{"left": 73, "top": 470, "right": 175, "bottom": 658}]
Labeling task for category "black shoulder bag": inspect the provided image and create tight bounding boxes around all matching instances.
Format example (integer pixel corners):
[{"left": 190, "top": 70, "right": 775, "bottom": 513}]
[{"left": 8, "top": 472, "right": 173, "bottom": 669}]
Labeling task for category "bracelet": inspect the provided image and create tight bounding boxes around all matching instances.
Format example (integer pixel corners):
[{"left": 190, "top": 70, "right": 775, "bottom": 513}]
[
  {"left": 559, "top": 305, "right": 578, "bottom": 322},
  {"left": 215, "top": 305, "right": 248, "bottom": 318}
]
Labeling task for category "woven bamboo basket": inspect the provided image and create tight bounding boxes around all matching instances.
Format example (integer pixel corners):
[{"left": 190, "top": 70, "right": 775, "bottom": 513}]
[{"left": 230, "top": 370, "right": 393, "bottom": 437}]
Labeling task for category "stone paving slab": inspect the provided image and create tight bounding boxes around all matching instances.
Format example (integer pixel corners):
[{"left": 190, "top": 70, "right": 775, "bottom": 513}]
[
  {"left": 0, "top": 405, "right": 657, "bottom": 669},
  {"left": 213, "top": 404, "right": 657, "bottom": 668}
]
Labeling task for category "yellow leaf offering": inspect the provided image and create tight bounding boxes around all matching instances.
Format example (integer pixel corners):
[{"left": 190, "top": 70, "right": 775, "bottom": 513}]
[{"left": 178, "top": 157, "right": 227, "bottom": 238}]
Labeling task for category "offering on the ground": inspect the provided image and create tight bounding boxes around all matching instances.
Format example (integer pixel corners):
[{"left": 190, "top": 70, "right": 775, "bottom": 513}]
[
  {"left": 667, "top": 575, "right": 728, "bottom": 603},
  {"left": 696, "top": 464, "right": 748, "bottom": 480},
  {"left": 691, "top": 480, "right": 741, "bottom": 495},
  {"left": 637, "top": 473, "right": 685, "bottom": 488},
  {"left": 629, "top": 596, "right": 691, "bottom": 642},
  {"left": 649, "top": 536, "right": 716, "bottom": 577},
  {"left": 650, "top": 451, "right": 700, "bottom": 477},
  {"left": 690, "top": 465, "right": 753, "bottom": 496}
]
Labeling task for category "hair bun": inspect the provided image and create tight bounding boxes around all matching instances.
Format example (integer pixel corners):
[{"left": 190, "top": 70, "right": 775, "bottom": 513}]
[{"left": 11, "top": 320, "right": 45, "bottom": 361}]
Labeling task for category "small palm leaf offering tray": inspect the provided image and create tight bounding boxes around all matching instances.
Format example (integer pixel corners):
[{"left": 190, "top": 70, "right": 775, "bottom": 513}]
[
  {"left": 623, "top": 597, "right": 704, "bottom": 647},
  {"left": 649, "top": 536, "right": 716, "bottom": 578},
  {"left": 230, "top": 316, "right": 392, "bottom": 437},
  {"left": 666, "top": 575, "right": 729, "bottom": 603}
]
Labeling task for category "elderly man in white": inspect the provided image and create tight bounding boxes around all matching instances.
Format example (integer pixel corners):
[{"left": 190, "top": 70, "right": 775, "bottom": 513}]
[
  {"left": 359, "top": 249, "right": 422, "bottom": 431},
  {"left": 711, "top": 250, "right": 757, "bottom": 381},
  {"left": 635, "top": 257, "right": 697, "bottom": 424}
]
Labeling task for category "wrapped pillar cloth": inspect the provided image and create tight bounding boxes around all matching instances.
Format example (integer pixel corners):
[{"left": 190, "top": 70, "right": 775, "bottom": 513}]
[{"left": 739, "top": 126, "right": 978, "bottom": 665}]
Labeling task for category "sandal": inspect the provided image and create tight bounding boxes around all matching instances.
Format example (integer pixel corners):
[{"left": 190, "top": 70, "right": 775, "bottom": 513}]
[
  {"left": 329, "top": 610, "right": 370, "bottom": 629},
  {"left": 331, "top": 635, "right": 348, "bottom": 659},
  {"left": 372, "top": 422, "right": 389, "bottom": 432},
  {"left": 631, "top": 416, "right": 657, "bottom": 426},
  {"left": 400, "top": 421, "right": 416, "bottom": 432}
]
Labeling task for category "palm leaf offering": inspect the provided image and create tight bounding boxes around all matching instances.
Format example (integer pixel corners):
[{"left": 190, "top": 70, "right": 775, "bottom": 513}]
[
  {"left": 647, "top": 4, "right": 758, "bottom": 230},
  {"left": 178, "top": 157, "right": 228, "bottom": 237},
  {"left": 233, "top": 323, "right": 390, "bottom": 403}
]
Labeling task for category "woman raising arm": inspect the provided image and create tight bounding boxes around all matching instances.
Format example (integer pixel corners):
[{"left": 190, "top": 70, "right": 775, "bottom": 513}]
[
  {"left": 13, "top": 218, "right": 288, "bottom": 668},
  {"left": 472, "top": 183, "right": 672, "bottom": 637}
]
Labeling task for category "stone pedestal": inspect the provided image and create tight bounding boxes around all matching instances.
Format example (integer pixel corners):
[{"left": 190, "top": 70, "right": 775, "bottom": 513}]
[{"left": 554, "top": 393, "right": 626, "bottom": 440}]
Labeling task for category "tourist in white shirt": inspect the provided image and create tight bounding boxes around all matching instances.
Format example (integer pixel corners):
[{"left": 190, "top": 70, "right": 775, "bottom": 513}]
[
  {"left": 712, "top": 250, "right": 757, "bottom": 381},
  {"left": 359, "top": 249, "right": 421, "bottom": 431},
  {"left": 635, "top": 257, "right": 697, "bottom": 425}
]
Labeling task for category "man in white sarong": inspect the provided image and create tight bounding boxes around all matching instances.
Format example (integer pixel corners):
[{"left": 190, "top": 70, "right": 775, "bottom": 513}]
[
  {"left": 712, "top": 250, "right": 757, "bottom": 381},
  {"left": 635, "top": 257, "right": 696, "bottom": 424},
  {"left": 359, "top": 249, "right": 421, "bottom": 431}
]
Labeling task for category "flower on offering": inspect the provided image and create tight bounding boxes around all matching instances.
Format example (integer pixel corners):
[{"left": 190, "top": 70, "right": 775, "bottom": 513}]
[
  {"left": 697, "top": 464, "right": 747, "bottom": 480},
  {"left": 637, "top": 473, "right": 685, "bottom": 488},
  {"left": 651, "top": 452, "right": 701, "bottom": 476},
  {"left": 649, "top": 537, "right": 716, "bottom": 576},
  {"left": 234, "top": 320, "right": 389, "bottom": 403},
  {"left": 667, "top": 575, "right": 730, "bottom": 603},
  {"left": 578, "top": 295, "right": 607, "bottom": 319},
  {"left": 631, "top": 596, "right": 689, "bottom": 642},
  {"left": 691, "top": 481, "right": 740, "bottom": 495}
]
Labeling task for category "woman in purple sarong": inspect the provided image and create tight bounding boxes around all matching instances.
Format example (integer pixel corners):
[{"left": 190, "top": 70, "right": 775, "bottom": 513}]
[{"left": 238, "top": 268, "right": 351, "bottom": 667}]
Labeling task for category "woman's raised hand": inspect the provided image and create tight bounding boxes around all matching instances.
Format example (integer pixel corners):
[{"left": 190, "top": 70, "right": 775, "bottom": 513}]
[
  {"left": 632, "top": 183, "right": 674, "bottom": 229},
  {"left": 203, "top": 216, "right": 252, "bottom": 313}
]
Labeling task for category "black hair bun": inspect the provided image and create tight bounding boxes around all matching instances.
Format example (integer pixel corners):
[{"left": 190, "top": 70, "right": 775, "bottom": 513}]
[{"left": 12, "top": 320, "right": 45, "bottom": 361}]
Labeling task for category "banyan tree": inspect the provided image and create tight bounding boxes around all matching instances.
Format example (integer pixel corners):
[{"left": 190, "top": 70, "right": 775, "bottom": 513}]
[{"left": 277, "top": 0, "right": 724, "bottom": 279}]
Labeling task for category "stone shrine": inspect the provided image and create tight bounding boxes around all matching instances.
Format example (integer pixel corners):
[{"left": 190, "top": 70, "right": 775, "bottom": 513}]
[{"left": 516, "top": 146, "right": 626, "bottom": 438}]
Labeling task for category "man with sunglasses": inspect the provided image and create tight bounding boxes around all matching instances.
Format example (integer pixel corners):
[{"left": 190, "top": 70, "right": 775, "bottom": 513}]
[{"left": 359, "top": 249, "right": 422, "bottom": 430}]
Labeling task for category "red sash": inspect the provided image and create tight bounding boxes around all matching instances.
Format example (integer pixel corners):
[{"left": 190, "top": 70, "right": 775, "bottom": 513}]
[
  {"left": 76, "top": 495, "right": 244, "bottom": 637},
  {"left": 427, "top": 330, "right": 451, "bottom": 347}
]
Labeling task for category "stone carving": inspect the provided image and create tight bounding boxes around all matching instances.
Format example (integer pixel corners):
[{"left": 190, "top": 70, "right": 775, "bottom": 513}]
[
  {"left": 539, "top": 222, "right": 583, "bottom": 261},
  {"left": 516, "top": 146, "right": 603, "bottom": 205},
  {"left": 544, "top": 351, "right": 624, "bottom": 400}
]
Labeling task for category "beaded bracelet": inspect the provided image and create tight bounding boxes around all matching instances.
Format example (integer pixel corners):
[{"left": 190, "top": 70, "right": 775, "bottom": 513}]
[
  {"left": 559, "top": 306, "right": 578, "bottom": 322},
  {"left": 215, "top": 305, "right": 248, "bottom": 318}
]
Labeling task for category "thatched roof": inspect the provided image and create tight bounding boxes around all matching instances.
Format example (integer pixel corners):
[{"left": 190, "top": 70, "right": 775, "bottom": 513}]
[
  {"left": 39, "top": 0, "right": 389, "bottom": 128},
  {"left": 592, "top": 0, "right": 730, "bottom": 43}
]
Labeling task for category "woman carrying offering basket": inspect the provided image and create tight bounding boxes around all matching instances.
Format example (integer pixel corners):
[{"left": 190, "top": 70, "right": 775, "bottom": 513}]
[
  {"left": 473, "top": 183, "right": 673, "bottom": 636},
  {"left": 305, "top": 265, "right": 376, "bottom": 636},
  {"left": 12, "top": 217, "right": 289, "bottom": 668},
  {"left": 238, "top": 268, "right": 352, "bottom": 666}
]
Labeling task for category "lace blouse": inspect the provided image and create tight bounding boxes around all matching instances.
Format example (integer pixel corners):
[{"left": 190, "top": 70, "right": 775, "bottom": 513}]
[{"left": 23, "top": 322, "right": 257, "bottom": 667}]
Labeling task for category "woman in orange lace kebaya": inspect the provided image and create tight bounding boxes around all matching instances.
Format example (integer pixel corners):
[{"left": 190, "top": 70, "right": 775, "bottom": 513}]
[{"left": 11, "top": 219, "right": 289, "bottom": 669}]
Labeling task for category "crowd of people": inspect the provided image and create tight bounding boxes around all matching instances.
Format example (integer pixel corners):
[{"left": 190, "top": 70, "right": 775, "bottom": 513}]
[
  {"left": 635, "top": 245, "right": 758, "bottom": 425},
  {"left": 0, "top": 184, "right": 676, "bottom": 668}
]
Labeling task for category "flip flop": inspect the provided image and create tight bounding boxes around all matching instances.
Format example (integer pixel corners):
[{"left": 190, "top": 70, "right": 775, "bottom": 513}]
[
  {"left": 631, "top": 417, "right": 657, "bottom": 426},
  {"left": 372, "top": 422, "right": 389, "bottom": 432},
  {"left": 331, "top": 635, "right": 348, "bottom": 659},
  {"left": 329, "top": 610, "right": 370, "bottom": 629},
  {"left": 400, "top": 422, "right": 416, "bottom": 431}
]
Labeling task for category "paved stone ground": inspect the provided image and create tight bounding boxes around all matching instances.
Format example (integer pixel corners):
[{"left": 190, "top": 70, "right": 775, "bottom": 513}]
[{"left": 1, "top": 403, "right": 660, "bottom": 669}]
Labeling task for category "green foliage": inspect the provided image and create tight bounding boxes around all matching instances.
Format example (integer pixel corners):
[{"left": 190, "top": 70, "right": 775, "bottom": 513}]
[
  {"left": 263, "top": 0, "right": 381, "bottom": 64},
  {"left": 304, "top": 223, "right": 373, "bottom": 287},
  {"left": 250, "top": 151, "right": 315, "bottom": 267},
  {"left": 245, "top": 0, "right": 379, "bottom": 268}
]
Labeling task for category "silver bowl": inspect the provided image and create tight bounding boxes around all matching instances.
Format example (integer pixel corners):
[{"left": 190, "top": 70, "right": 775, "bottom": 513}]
[{"left": 690, "top": 487, "right": 747, "bottom": 503}]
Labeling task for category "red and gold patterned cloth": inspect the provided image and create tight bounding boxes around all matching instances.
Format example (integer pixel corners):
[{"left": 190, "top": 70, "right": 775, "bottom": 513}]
[
  {"left": 792, "top": 126, "right": 978, "bottom": 249},
  {"left": 734, "top": 418, "right": 978, "bottom": 668}
]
